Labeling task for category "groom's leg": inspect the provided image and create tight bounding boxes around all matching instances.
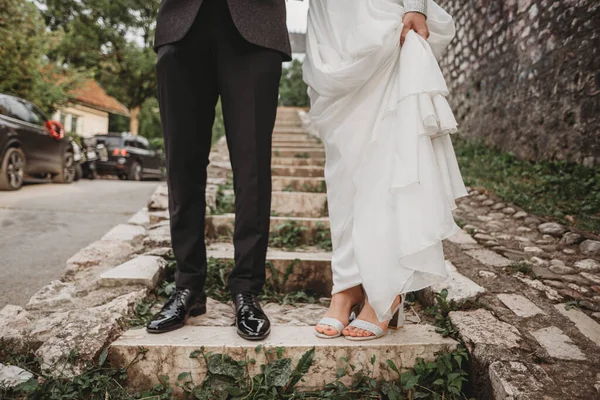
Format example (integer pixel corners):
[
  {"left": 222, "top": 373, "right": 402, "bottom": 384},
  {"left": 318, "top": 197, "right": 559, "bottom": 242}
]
[
  {"left": 214, "top": 2, "right": 283, "bottom": 295},
  {"left": 157, "top": 4, "right": 219, "bottom": 294}
]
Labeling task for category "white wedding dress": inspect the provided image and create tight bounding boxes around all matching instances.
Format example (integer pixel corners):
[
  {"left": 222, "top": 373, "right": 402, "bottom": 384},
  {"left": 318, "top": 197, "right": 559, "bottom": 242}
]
[{"left": 303, "top": 0, "right": 468, "bottom": 321}]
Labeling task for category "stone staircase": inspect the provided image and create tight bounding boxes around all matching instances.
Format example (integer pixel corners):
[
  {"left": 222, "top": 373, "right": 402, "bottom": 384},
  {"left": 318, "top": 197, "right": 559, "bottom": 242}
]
[{"left": 108, "top": 107, "right": 458, "bottom": 393}]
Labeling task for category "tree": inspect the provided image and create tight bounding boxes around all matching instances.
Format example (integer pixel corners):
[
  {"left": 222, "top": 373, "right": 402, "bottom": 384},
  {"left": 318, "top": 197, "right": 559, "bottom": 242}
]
[
  {"left": 0, "top": 0, "right": 79, "bottom": 114},
  {"left": 278, "top": 59, "right": 309, "bottom": 107},
  {"left": 40, "top": 0, "right": 160, "bottom": 134}
]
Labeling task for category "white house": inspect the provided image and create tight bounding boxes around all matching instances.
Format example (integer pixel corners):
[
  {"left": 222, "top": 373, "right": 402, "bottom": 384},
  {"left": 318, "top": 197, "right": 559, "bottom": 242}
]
[{"left": 53, "top": 80, "right": 129, "bottom": 138}]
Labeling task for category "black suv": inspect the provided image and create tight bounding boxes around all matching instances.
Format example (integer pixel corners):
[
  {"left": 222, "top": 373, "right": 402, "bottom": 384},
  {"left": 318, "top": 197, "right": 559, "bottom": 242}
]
[
  {"left": 0, "top": 93, "right": 76, "bottom": 190},
  {"left": 95, "top": 133, "right": 164, "bottom": 181}
]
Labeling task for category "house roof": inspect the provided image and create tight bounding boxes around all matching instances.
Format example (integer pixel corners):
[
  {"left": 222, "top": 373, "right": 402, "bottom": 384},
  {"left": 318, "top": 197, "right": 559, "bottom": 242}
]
[{"left": 69, "top": 80, "right": 130, "bottom": 116}]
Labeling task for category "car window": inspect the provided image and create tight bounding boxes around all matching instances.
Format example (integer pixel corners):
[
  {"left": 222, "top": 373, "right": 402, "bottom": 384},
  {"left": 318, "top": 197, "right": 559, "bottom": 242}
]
[
  {"left": 95, "top": 136, "right": 123, "bottom": 148},
  {"left": 6, "top": 98, "right": 32, "bottom": 123},
  {"left": 137, "top": 138, "right": 149, "bottom": 150},
  {"left": 27, "top": 103, "right": 47, "bottom": 126},
  {"left": 125, "top": 140, "right": 136, "bottom": 148}
]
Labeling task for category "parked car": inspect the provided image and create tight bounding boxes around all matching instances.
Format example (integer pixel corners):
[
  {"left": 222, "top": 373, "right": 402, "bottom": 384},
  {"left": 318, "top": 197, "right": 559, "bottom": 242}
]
[
  {"left": 94, "top": 133, "right": 164, "bottom": 181},
  {"left": 0, "top": 93, "right": 76, "bottom": 190}
]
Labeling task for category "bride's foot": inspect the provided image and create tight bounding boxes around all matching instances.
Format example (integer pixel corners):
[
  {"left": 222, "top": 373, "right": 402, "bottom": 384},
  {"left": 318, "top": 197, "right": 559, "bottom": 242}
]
[
  {"left": 342, "top": 295, "right": 403, "bottom": 339},
  {"left": 315, "top": 285, "right": 364, "bottom": 337}
]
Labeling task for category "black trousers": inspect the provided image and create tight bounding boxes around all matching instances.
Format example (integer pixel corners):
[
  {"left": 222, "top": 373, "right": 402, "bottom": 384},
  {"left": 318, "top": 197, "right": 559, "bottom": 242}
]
[{"left": 157, "top": 0, "right": 281, "bottom": 296}]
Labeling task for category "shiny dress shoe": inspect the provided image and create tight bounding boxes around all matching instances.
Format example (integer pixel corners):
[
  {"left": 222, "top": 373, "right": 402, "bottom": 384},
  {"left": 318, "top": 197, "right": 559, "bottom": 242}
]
[
  {"left": 146, "top": 288, "right": 206, "bottom": 334},
  {"left": 234, "top": 292, "right": 271, "bottom": 340}
]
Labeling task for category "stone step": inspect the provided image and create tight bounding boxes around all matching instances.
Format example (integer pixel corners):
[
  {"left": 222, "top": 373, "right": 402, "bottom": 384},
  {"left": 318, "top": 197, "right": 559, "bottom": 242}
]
[
  {"left": 109, "top": 325, "right": 458, "bottom": 394},
  {"left": 272, "top": 165, "right": 325, "bottom": 178},
  {"left": 272, "top": 157, "right": 325, "bottom": 167},
  {"left": 272, "top": 176, "right": 326, "bottom": 192},
  {"left": 206, "top": 215, "right": 330, "bottom": 245},
  {"left": 271, "top": 141, "right": 322, "bottom": 148},
  {"left": 272, "top": 134, "right": 318, "bottom": 142},
  {"left": 207, "top": 242, "right": 332, "bottom": 294},
  {"left": 272, "top": 191, "right": 328, "bottom": 217},
  {"left": 273, "top": 127, "right": 306, "bottom": 135}
]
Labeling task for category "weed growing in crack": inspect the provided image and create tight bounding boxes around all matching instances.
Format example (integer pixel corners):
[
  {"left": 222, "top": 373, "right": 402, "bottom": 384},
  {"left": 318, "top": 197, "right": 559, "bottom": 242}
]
[
  {"left": 214, "top": 184, "right": 235, "bottom": 215},
  {"left": 176, "top": 346, "right": 472, "bottom": 399},
  {"left": 312, "top": 222, "right": 332, "bottom": 251},
  {"left": 269, "top": 221, "right": 308, "bottom": 249},
  {"left": 294, "top": 152, "right": 310, "bottom": 159},
  {"left": 0, "top": 344, "right": 172, "bottom": 400},
  {"left": 508, "top": 262, "right": 534, "bottom": 278}
]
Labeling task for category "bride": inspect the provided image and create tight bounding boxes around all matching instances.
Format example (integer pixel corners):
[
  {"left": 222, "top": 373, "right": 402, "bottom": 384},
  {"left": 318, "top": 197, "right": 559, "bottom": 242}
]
[{"left": 303, "top": 0, "right": 467, "bottom": 340}]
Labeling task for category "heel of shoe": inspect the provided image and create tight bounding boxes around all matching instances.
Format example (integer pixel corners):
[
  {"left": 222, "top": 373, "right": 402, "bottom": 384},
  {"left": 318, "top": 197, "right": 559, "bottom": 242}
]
[
  {"left": 389, "top": 296, "right": 405, "bottom": 329},
  {"left": 189, "top": 302, "right": 207, "bottom": 317}
]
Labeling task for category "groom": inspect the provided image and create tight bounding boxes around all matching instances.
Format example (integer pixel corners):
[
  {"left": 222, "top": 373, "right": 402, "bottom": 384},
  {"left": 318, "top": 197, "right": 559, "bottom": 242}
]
[{"left": 146, "top": 0, "right": 292, "bottom": 340}]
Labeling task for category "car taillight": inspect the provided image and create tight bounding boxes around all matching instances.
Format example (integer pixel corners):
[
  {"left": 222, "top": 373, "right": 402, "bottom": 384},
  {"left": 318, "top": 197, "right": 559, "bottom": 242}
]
[{"left": 112, "top": 148, "right": 128, "bottom": 156}]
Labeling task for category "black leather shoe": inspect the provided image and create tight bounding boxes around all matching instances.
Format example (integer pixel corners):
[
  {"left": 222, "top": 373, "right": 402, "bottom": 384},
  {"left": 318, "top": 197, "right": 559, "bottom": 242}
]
[
  {"left": 234, "top": 293, "right": 271, "bottom": 340},
  {"left": 146, "top": 288, "right": 206, "bottom": 334}
]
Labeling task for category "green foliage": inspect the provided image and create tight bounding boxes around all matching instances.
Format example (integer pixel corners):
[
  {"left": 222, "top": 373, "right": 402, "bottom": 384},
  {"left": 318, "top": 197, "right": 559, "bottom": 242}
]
[
  {"left": 312, "top": 222, "right": 333, "bottom": 251},
  {"left": 508, "top": 262, "right": 534, "bottom": 278},
  {"left": 454, "top": 138, "right": 600, "bottom": 232},
  {"left": 214, "top": 184, "right": 236, "bottom": 215},
  {"left": 0, "top": 344, "right": 172, "bottom": 399},
  {"left": 279, "top": 59, "right": 309, "bottom": 107},
  {"left": 178, "top": 347, "right": 316, "bottom": 399},
  {"left": 425, "top": 289, "right": 460, "bottom": 338},
  {"left": 204, "top": 258, "right": 319, "bottom": 305},
  {"left": 213, "top": 98, "right": 225, "bottom": 144},
  {"left": 176, "top": 346, "right": 471, "bottom": 400},
  {"left": 269, "top": 221, "right": 308, "bottom": 249},
  {"left": 41, "top": 0, "right": 162, "bottom": 130},
  {"left": 0, "top": 0, "right": 80, "bottom": 114}
]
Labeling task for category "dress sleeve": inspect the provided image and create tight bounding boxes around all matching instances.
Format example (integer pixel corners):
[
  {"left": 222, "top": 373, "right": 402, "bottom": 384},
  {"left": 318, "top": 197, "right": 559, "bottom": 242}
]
[{"left": 404, "top": 0, "right": 428, "bottom": 17}]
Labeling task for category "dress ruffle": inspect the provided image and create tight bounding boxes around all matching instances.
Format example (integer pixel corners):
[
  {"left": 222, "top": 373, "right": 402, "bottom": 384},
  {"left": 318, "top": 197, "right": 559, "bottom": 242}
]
[{"left": 304, "top": 0, "right": 468, "bottom": 321}]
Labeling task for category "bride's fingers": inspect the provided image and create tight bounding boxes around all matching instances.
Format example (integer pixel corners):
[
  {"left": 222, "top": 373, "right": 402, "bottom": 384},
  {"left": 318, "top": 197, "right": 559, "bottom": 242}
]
[{"left": 400, "top": 24, "right": 411, "bottom": 46}]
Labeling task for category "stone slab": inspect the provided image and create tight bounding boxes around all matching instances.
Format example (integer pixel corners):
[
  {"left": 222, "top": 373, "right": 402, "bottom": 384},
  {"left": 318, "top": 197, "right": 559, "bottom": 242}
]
[
  {"left": 497, "top": 294, "right": 546, "bottom": 318},
  {"left": 0, "top": 363, "right": 34, "bottom": 388},
  {"left": 149, "top": 210, "right": 169, "bottom": 224},
  {"left": 101, "top": 224, "right": 146, "bottom": 243},
  {"left": 445, "top": 230, "right": 478, "bottom": 246},
  {"left": 531, "top": 326, "right": 586, "bottom": 361},
  {"left": 206, "top": 214, "right": 330, "bottom": 245},
  {"left": 554, "top": 304, "right": 600, "bottom": 346},
  {"left": 272, "top": 191, "right": 328, "bottom": 218},
  {"left": 65, "top": 239, "right": 136, "bottom": 275},
  {"left": 143, "top": 225, "right": 171, "bottom": 248},
  {"left": 272, "top": 176, "right": 326, "bottom": 192},
  {"left": 99, "top": 256, "right": 167, "bottom": 289},
  {"left": 0, "top": 305, "right": 33, "bottom": 344},
  {"left": 207, "top": 243, "right": 332, "bottom": 294},
  {"left": 489, "top": 361, "right": 545, "bottom": 400},
  {"left": 26, "top": 280, "right": 77, "bottom": 311},
  {"left": 272, "top": 148, "right": 325, "bottom": 159},
  {"left": 449, "top": 309, "right": 521, "bottom": 351},
  {"left": 424, "top": 261, "right": 486, "bottom": 304},
  {"left": 271, "top": 157, "right": 325, "bottom": 167},
  {"left": 465, "top": 249, "right": 512, "bottom": 267},
  {"left": 109, "top": 325, "right": 458, "bottom": 392},
  {"left": 271, "top": 165, "right": 325, "bottom": 178},
  {"left": 128, "top": 208, "right": 150, "bottom": 227}
]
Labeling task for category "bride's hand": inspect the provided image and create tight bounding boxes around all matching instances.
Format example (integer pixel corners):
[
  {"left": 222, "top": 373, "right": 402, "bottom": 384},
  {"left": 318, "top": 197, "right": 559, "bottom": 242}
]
[{"left": 401, "top": 12, "right": 429, "bottom": 45}]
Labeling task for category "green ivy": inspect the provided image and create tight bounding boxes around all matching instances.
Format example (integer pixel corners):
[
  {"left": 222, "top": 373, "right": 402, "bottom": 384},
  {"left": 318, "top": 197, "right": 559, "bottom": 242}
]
[
  {"left": 269, "top": 221, "right": 308, "bottom": 250},
  {"left": 454, "top": 138, "right": 600, "bottom": 232}
]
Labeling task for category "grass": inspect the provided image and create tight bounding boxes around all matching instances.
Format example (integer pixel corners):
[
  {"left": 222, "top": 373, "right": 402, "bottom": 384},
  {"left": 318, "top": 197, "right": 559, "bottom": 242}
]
[{"left": 453, "top": 138, "right": 600, "bottom": 233}]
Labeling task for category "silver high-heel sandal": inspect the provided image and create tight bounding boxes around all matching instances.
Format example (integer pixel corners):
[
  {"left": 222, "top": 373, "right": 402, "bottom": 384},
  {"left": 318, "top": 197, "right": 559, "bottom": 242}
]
[
  {"left": 315, "top": 302, "right": 363, "bottom": 339},
  {"left": 344, "top": 295, "right": 405, "bottom": 341}
]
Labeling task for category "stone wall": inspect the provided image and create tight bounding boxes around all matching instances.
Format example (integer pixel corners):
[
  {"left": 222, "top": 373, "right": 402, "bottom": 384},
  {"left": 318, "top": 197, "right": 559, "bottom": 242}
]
[{"left": 437, "top": 0, "right": 600, "bottom": 166}]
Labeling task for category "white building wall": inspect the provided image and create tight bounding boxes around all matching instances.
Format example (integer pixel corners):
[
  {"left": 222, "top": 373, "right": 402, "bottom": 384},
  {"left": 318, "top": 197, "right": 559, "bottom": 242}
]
[{"left": 53, "top": 104, "right": 110, "bottom": 138}]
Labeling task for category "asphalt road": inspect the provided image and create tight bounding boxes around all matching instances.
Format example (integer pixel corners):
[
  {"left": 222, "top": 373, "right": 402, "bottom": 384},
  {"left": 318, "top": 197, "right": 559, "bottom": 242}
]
[{"left": 0, "top": 179, "right": 159, "bottom": 308}]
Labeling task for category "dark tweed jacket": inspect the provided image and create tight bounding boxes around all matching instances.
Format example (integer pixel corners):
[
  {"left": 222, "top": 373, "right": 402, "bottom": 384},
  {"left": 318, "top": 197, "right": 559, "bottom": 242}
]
[{"left": 154, "top": 0, "right": 292, "bottom": 61}]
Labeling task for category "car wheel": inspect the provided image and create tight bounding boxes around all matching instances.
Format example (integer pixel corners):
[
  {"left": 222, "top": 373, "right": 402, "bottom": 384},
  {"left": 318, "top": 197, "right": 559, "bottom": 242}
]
[
  {"left": 0, "top": 147, "right": 25, "bottom": 191},
  {"left": 52, "top": 152, "right": 76, "bottom": 184},
  {"left": 128, "top": 161, "right": 142, "bottom": 181},
  {"left": 74, "top": 164, "right": 83, "bottom": 181}
]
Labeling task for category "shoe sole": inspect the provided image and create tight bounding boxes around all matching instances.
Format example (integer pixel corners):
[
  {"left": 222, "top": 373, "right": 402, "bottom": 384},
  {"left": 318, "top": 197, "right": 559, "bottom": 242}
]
[
  {"left": 236, "top": 328, "right": 271, "bottom": 341},
  {"left": 146, "top": 304, "right": 207, "bottom": 334}
]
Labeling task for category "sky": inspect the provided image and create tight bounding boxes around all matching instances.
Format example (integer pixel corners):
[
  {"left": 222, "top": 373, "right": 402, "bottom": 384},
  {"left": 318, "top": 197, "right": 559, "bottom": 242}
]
[{"left": 286, "top": 0, "right": 310, "bottom": 33}]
